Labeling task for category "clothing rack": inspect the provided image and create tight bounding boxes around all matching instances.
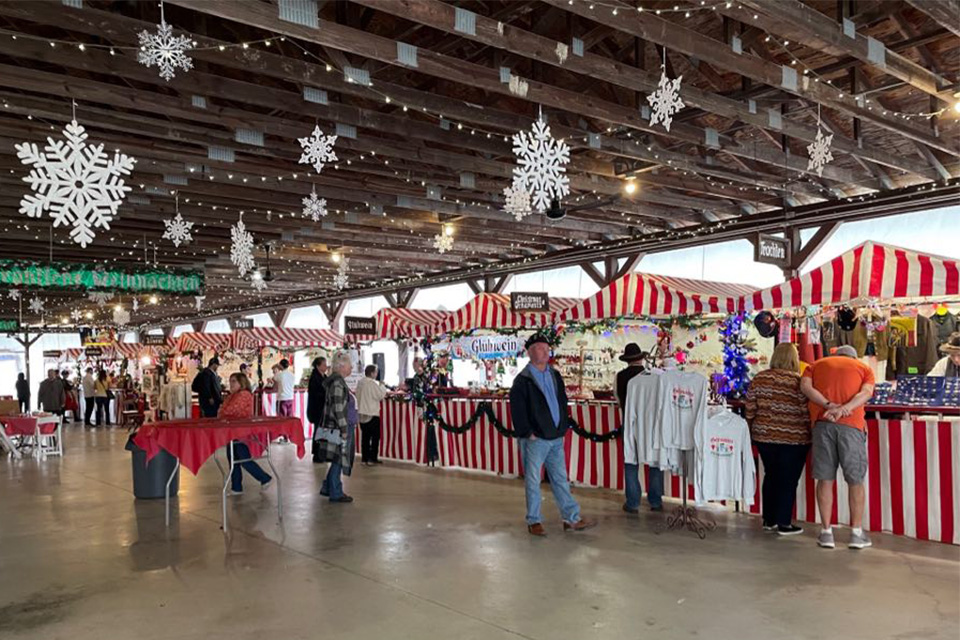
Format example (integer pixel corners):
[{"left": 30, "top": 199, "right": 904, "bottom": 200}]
[{"left": 657, "top": 454, "right": 716, "bottom": 540}]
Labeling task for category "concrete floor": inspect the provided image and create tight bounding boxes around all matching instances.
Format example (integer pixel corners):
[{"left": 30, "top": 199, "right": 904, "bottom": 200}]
[{"left": 0, "top": 428, "right": 957, "bottom": 640}]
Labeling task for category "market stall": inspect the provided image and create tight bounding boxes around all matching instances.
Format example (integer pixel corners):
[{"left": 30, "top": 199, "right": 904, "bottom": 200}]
[{"left": 374, "top": 307, "right": 451, "bottom": 340}]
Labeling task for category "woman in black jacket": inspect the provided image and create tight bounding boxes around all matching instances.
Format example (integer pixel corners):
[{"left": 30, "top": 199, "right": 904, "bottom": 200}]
[{"left": 307, "top": 357, "right": 328, "bottom": 462}]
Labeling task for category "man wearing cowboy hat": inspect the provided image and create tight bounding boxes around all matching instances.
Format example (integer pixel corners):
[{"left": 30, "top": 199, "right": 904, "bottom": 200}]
[
  {"left": 929, "top": 332, "right": 960, "bottom": 377},
  {"left": 616, "top": 344, "right": 663, "bottom": 513}
]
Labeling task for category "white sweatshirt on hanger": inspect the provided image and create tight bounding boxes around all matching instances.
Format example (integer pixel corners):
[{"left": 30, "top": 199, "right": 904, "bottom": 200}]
[{"left": 694, "top": 410, "right": 756, "bottom": 506}]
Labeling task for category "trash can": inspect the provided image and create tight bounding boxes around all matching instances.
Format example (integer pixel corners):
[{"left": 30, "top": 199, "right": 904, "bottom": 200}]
[{"left": 125, "top": 435, "right": 179, "bottom": 499}]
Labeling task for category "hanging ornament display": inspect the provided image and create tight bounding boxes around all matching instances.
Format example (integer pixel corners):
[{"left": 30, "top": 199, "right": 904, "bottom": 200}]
[
  {"left": 230, "top": 214, "right": 255, "bottom": 277},
  {"left": 298, "top": 125, "right": 338, "bottom": 174},
  {"left": 806, "top": 126, "right": 834, "bottom": 178},
  {"left": 70, "top": 309, "right": 83, "bottom": 322},
  {"left": 88, "top": 291, "right": 114, "bottom": 307},
  {"left": 502, "top": 182, "right": 533, "bottom": 221},
  {"left": 251, "top": 272, "right": 267, "bottom": 293},
  {"left": 512, "top": 114, "right": 570, "bottom": 213},
  {"left": 16, "top": 118, "right": 136, "bottom": 248},
  {"left": 132, "top": 298, "right": 139, "bottom": 312},
  {"left": 7, "top": 289, "right": 20, "bottom": 301},
  {"left": 28, "top": 296, "right": 44, "bottom": 315},
  {"left": 162, "top": 194, "right": 194, "bottom": 247},
  {"left": 137, "top": 1, "right": 196, "bottom": 82},
  {"left": 301, "top": 187, "right": 328, "bottom": 221},
  {"left": 646, "top": 50, "right": 685, "bottom": 132},
  {"left": 194, "top": 295, "right": 205, "bottom": 311},
  {"left": 433, "top": 226, "right": 454, "bottom": 255},
  {"left": 333, "top": 258, "right": 349, "bottom": 291},
  {"left": 113, "top": 306, "right": 130, "bottom": 326}
]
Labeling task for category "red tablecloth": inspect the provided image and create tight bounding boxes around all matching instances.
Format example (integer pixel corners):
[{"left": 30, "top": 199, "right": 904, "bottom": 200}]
[
  {"left": 132, "top": 416, "right": 305, "bottom": 475},
  {"left": 0, "top": 416, "right": 59, "bottom": 436}
]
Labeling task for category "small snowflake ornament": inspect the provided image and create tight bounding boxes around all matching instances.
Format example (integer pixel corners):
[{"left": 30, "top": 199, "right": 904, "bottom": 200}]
[
  {"left": 132, "top": 298, "right": 139, "bottom": 312},
  {"left": 503, "top": 182, "right": 533, "bottom": 221},
  {"left": 194, "top": 295, "right": 205, "bottom": 312},
  {"left": 646, "top": 66, "right": 685, "bottom": 132},
  {"left": 7, "top": 289, "right": 20, "bottom": 301},
  {"left": 16, "top": 120, "right": 136, "bottom": 247},
  {"left": 302, "top": 188, "right": 328, "bottom": 221},
  {"left": 162, "top": 211, "right": 194, "bottom": 247},
  {"left": 433, "top": 231, "right": 454, "bottom": 255},
  {"left": 28, "top": 296, "right": 44, "bottom": 315},
  {"left": 88, "top": 291, "right": 114, "bottom": 307},
  {"left": 298, "top": 125, "right": 338, "bottom": 174},
  {"left": 137, "top": 2, "right": 196, "bottom": 82},
  {"left": 806, "top": 127, "right": 834, "bottom": 178},
  {"left": 113, "top": 307, "right": 130, "bottom": 326},
  {"left": 251, "top": 274, "right": 267, "bottom": 293},
  {"left": 512, "top": 116, "right": 571, "bottom": 213},
  {"left": 230, "top": 215, "right": 255, "bottom": 277},
  {"left": 70, "top": 309, "right": 83, "bottom": 322},
  {"left": 333, "top": 258, "right": 349, "bottom": 291}
]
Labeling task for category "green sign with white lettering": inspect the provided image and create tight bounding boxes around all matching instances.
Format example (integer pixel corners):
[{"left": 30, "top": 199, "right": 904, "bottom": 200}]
[
  {"left": 0, "top": 318, "right": 20, "bottom": 333},
  {"left": 0, "top": 260, "right": 203, "bottom": 295}
]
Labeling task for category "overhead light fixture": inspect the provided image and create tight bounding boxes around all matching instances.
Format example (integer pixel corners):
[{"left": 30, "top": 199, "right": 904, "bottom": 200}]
[
  {"left": 84, "top": 311, "right": 93, "bottom": 319},
  {"left": 114, "top": 304, "right": 123, "bottom": 312},
  {"left": 624, "top": 179, "right": 638, "bottom": 195},
  {"left": 331, "top": 252, "right": 341, "bottom": 263},
  {"left": 444, "top": 224, "right": 454, "bottom": 237},
  {"left": 149, "top": 295, "right": 158, "bottom": 304},
  {"left": 953, "top": 101, "right": 960, "bottom": 115}
]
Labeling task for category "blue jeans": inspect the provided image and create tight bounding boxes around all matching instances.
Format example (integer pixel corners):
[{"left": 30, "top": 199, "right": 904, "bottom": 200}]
[
  {"left": 522, "top": 437, "right": 580, "bottom": 525},
  {"left": 321, "top": 462, "right": 344, "bottom": 500},
  {"left": 229, "top": 442, "right": 272, "bottom": 491},
  {"left": 624, "top": 463, "right": 663, "bottom": 509}
]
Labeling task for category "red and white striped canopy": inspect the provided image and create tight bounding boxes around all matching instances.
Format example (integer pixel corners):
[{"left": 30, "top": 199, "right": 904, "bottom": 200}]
[
  {"left": 232, "top": 328, "right": 345, "bottom": 349},
  {"left": 57, "top": 341, "right": 169, "bottom": 361},
  {"left": 741, "top": 241, "right": 960, "bottom": 311},
  {"left": 375, "top": 308, "right": 451, "bottom": 339},
  {"left": 556, "top": 273, "right": 752, "bottom": 322},
  {"left": 434, "top": 293, "right": 579, "bottom": 334},
  {"left": 174, "top": 331, "right": 232, "bottom": 353}
]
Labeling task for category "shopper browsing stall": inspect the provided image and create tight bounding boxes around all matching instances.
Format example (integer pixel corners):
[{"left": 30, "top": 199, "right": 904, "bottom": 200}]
[
  {"left": 307, "top": 356, "right": 328, "bottom": 461},
  {"left": 615, "top": 343, "right": 662, "bottom": 513},
  {"left": 510, "top": 334, "right": 596, "bottom": 536},
  {"left": 38, "top": 369, "right": 65, "bottom": 417},
  {"left": 192, "top": 358, "right": 222, "bottom": 418},
  {"left": 316, "top": 352, "right": 357, "bottom": 503},
  {"left": 929, "top": 332, "right": 960, "bottom": 377},
  {"left": 81, "top": 368, "right": 95, "bottom": 426},
  {"left": 219, "top": 372, "right": 273, "bottom": 494},
  {"left": 274, "top": 359, "right": 296, "bottom": 417},
  {"left": 800, "top": 345, "right": 875, "bottom": 550},
  {"left": 356, "top": 364, "right": 388, "bottom": 465}
]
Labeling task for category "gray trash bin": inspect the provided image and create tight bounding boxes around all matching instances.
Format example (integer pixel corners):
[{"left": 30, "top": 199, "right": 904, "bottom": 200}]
[{"left": 126, "top": 436, "right": 179, "bottom": 499}]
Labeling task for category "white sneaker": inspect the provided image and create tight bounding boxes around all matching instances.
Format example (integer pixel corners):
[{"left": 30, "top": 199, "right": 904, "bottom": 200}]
[
  {"left": 817, "top": 529, "right": 835, "bottom": 549},
  {"left": 849, "top": 531, "right": 873, "bottom": 549},
  {"left": 261, "top": 478, "right": 274, "bottom": 490}
]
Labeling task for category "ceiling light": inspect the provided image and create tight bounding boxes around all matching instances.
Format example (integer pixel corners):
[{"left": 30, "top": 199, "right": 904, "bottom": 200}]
[
  {"left": 114, "top": 304, "right": 122, "bottom": 312},
  {"left": 624, "top": 180, "right": 638, "bottom": 195},
  {"left": 149, "top": 295, "right": 158, "bottom": 304},
  {"left": 444, "top": 224, "right": 454, "bottom": 237},
  {"left": 331, "top": 252, "right": 341, "bottom": 263}
]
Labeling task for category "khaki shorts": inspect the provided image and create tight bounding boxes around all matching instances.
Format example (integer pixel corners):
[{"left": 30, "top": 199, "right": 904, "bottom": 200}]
[{"left": 812, "top": 421, "right": 867, "bottom": 485}]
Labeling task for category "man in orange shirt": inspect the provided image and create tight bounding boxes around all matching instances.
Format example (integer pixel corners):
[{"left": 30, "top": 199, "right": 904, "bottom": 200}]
[{"left": 801, "top": 345, "right": 875, "bottom": 550}]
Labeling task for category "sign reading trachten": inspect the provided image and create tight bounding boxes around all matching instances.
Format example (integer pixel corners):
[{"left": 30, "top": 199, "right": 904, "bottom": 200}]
[
  {"left": 510, "top": 291, "right": 550, "bottom": 312},
  {"left": 344, "top": 316, "right": 375, "bottom": 335},
  {"left": 755, "top": 233, "right": 791, "bottom": 268}
]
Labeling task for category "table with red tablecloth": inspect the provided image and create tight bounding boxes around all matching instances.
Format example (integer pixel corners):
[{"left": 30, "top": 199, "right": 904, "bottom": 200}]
[
  {"left": 133, "top": 416, "right": 304, "bottom": 531},
  {"left": 0, "top": 414, "right": 62, "bottom": 458},
  {"left": 379, "top": 396, "right": 960, "bottom": 545}
]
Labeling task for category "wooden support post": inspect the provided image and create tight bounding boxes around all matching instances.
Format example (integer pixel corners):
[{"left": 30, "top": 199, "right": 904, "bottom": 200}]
[
  {"left": 268, "top": 309, "right": 291, "bottom": 328},
  {"left": 13, "top": 331, "right": 43, "bottom": 412},
  {"left": 784, "top": 222, "right": 843, "bottom": 278},
  {"left": 320, "top": 301, "right": 347, "bottom": 330},
  {"left": 384, "top": 288, "right": 419, "bottom": 309},
  {"left": 483, "top": 275, "right": 512, "bottom": 294}
]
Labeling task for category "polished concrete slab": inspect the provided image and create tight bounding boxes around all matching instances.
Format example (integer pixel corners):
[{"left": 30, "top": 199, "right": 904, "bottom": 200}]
[{"left": 1, "top": 427, "right": 957, "bottom": 640}]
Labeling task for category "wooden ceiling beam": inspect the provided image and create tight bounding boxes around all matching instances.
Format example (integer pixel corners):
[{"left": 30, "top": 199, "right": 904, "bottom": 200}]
[{"left": 904, "top": 0, "right": 960, "bottom": 39}]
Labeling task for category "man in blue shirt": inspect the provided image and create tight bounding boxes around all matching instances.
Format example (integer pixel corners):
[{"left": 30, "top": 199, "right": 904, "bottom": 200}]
[{"left": 510, "top": 334, "right": 597, "bottom": 537}]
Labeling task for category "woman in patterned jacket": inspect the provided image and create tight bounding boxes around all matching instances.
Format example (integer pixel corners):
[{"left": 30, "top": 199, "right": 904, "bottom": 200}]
[
  {"left": 745, "top": 343, "right": 811, "bottom": 537},
  {"left": 315, "top": 351, "right": 357, "bottom": 503}
]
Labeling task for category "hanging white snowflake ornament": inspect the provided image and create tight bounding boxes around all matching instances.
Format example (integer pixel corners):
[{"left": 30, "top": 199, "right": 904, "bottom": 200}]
[
  {"left": 298, "top": 125, "right": 338, "bottom": 174},
  {"left": 28, "top": 296, "right": 44, "bottom": 315},
  {"left": 16, "top": 120, "right": 136, "bottom": 248},
  {"left": 646, "top": 67, "right": 685, "bottom": 132},
  {"left": 512, "top": 117, "right": 570, "bottom": 213},
  {"left": 503, "top": 183, "right": 533, "bottom": 221},
  {"left": 302, "top": 188, "right": 328, "bottom": 221},
  {"left": 162, "top": 211, "right": 194, "bottom": 247},
  {"left": 433, "top": 231, "right": 454, "bottom": 255},
  {"left": 251, "top": 273, "right": 267, "bottom": 293},
  {"left": 113, "top": 307, "right": 130, "bottom": 326},
  {"left": 230, "top": 215, "right": 255, "bottom": 277},
  {"left": 132, "top": 298, "right": 139, "bottom": 312},
  {"left": 137, "top": 18, "right": 196, "bottom": 81},
  {"left": 806, "top": 127, "right": 834, "bottom": 177},
  {"left": 7, "top": 289, "right": 20, "bottom": 301},
  {"left": 70, "top": 309, "right": 83, "bottom": 322},
  {"left": 333, "top": 258, "right": 349, "bottom": 291},
  {"left": 194, "top": 295, "right": 205, "bottom": 312},
  {"left": 88, "top": 291, "right": 114, "bottom": 307}
]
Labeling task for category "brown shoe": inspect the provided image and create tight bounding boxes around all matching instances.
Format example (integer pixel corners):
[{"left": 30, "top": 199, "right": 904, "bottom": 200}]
[
  {"left": 527, "top": 523, "right": 547, "bottom": 537},
  {"left": 563, "top": 518, "right": 597, "bottom": 532}
]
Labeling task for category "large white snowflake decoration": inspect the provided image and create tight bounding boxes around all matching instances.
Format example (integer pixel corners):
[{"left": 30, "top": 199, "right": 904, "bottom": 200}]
[
  {"left": 503, "top": 183, "right": 533, "bottom": 221},
  {"left": 298, "top": 125, "right": 338, "bottom": 174},
  {"left": 333, "top": 258, "right": 349, "bottom": 291},
  {"left": 194, "top": 295, "right": 205, "bottom": 311},
  {"left": 70, "top": 309, "right": 83, "bottom": 322},
  {"left": 162, "top": 211, "right": 194, "bottom": 247},
  {"left": 16, "top": 120, "right": 136, "bottom": 248},
  {"left": 7, "top": 288, "right": 20, "bottom": 301},
  {"left": 88, "top": 291, "right": 114, "bottom": 307},
  {"left": 113, "top": 307, "right": 130, "bottom": 326},
  {"left": 137, "top": 19, "right": 196, "bottom": 82},
  {"left": 806, "top": 127, "right": 834, "bottom": 178},
  {"left": 512, "top": 117, "right": 571, "bottom": 213},
  {"left": 646, "top": 67, "right": 685, "bottom": 132},
  {"left": 230, "top": 216, "right": 255, "bottom": 277},
  {"left": 28, "top": 296, "right": 44, "bottom": 315},
  {"left": 302, "top": 188, "right": 328, "bottom": 221},
  {"left": 433, "top": 232, "right": 454, "bottom": 255}
]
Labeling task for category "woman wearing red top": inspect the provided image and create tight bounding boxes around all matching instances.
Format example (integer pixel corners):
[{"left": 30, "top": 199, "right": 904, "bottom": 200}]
[{"left": 220, "top": 373, "right": 273, "bottom": 494}]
